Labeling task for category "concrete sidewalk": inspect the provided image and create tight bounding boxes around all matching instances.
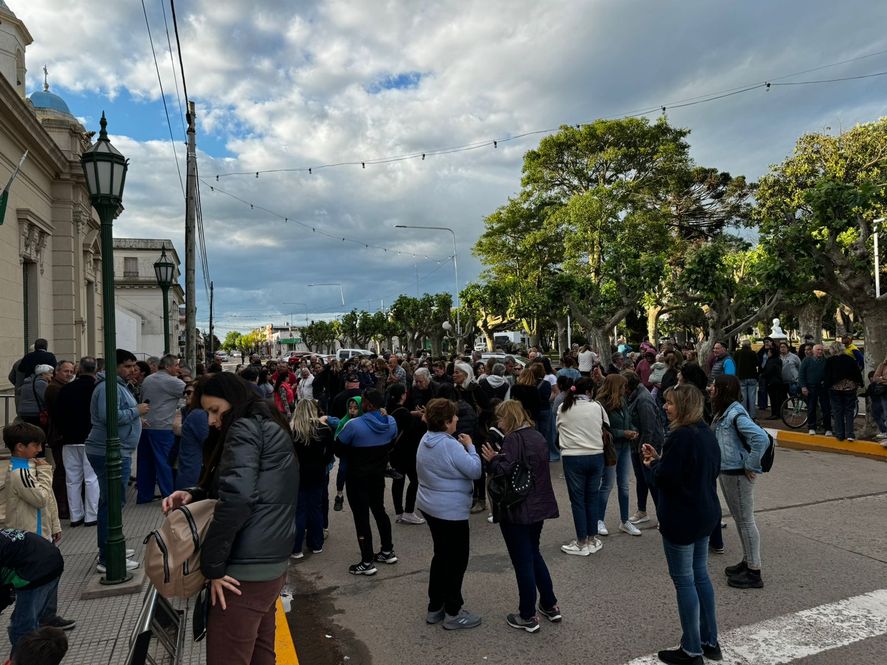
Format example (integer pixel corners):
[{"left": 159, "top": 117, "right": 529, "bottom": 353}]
[{"left": 0, "top": 484, "right": 207, "bottom": 664}]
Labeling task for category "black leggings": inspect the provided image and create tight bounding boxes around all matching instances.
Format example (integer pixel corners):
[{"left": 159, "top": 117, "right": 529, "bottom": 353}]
[
  {"left": 391, "top": 466, "right": 418, "bottom": 515},
  {"left": 422, "top": 512, "right": 469, "bottom": 616},
  {"left": 346, "top": 473, "right": 393, "bottom": 563}
]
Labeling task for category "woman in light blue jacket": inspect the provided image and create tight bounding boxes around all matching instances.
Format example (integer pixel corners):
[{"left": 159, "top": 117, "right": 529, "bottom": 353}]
[
  {"left": 709, "top": 375, "right": 769, "bottom": 590},
  {"left": 416, "top": 398, "right": 483, "bottom": 630}
]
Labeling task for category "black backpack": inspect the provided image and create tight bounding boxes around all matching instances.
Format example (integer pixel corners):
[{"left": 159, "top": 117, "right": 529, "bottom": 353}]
[{"left": 732, "top": 415, "right": 775, "bottom": 472}]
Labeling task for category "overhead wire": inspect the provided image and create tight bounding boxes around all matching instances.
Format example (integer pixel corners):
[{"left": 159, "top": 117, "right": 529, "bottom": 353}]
[
  {"left": 168, "top": 0, "right": 190, "bottom": 109},
  {"left": 199, "top": 177, "right": 452, "bottom": 261},
  {"left": 211, "top": 52, "right": 887, "bottom": 181},
  {"left": 159, "top": 0, "right": 187, "bottom": 137},
  {"left": 140, "top": 0, "right": 185, "bottom": 198}
]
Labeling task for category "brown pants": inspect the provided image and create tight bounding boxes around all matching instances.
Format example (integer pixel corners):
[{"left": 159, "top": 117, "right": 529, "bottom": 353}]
[{"left": 206, "top": 573, "right": 285, "bottom": 665}]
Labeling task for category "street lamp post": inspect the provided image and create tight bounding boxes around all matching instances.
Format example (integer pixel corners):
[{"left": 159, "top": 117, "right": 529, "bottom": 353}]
[
  {"left": 80, "top": 113, "right": 130, "bottom": 585},
  {"left": 153, "top": 245, "right": 175, "bottom": 355},
  {"left": 394, "top": 225, "right": 460, "bottom": 339}
]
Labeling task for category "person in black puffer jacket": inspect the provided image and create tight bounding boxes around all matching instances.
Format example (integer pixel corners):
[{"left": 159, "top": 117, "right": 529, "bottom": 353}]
[{"left": 162, "top": 373, "right": 298, "bottom": 665}]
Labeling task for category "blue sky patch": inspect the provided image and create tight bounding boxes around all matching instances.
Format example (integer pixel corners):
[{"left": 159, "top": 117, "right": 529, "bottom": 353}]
[{"left": 366, "top": 71, "right": 424, "bottom": 94}]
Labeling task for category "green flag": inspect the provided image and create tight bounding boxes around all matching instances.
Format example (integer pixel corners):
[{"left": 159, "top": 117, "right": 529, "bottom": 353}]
[{"left": 0, "top": 150, "right": 28, "bottom": 226}]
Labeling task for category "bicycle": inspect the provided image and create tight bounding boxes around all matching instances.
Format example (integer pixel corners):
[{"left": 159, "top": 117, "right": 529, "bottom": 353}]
[{"left": 780, "top": 392, "right": 859, "bottom": 430}]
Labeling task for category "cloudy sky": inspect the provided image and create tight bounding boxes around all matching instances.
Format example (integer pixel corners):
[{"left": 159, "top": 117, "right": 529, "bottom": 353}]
[{"left": 13, "top": 0, "right": 887, "bottom": 335}]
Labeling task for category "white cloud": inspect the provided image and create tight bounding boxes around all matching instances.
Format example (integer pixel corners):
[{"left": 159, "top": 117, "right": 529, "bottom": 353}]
[{"left": 11, "top": 0, "right": 887, "bottom": 332}]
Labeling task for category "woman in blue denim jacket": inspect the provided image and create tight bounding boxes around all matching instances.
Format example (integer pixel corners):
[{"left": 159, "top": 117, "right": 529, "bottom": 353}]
[{"left": 709, "top": 375, "right": 768, "bottom": 590}]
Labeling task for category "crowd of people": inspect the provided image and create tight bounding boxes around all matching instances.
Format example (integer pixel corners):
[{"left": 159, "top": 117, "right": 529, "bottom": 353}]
[{"left": 0, "top": 331, "right": 878, "bottom": 664}]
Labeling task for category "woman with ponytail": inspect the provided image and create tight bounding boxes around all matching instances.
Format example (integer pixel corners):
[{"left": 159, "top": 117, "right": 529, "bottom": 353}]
[{"left": 555, "top": 378, "right": 608, "bottom": 556}]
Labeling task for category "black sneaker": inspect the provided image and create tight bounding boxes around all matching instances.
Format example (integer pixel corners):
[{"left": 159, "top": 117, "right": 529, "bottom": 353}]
[
  {"left": 69, "top": 519, "right": 84, "bottom": 528},
  {"left": 348, "top": 561, "right": 377, "bottom": 576},
  {"left": 374, "top": 549, "right": 398, "bottom": 564},
  {"left": 702, "top": 643, "right": 723, "bottom": 661},
  {"left": 334, "top": 495, "right": 344, "bottom": 512},
  {"left": 657, "top": 647, "right": 703, "bottom": 664},
  {"left": 506, "top": 613, "right": 540, "bottom": 633},
  {"left": 41, "top": 616, "right": 76, "bottom": 631},
  {"left": 538, "top": 605, "right": 562, "bottom": 622},
  {"left": 724, "top": 560, "right": 748, "bottom": 577},
  {"left": 727, "top": 568, "right": 764, "bottom": 589}
]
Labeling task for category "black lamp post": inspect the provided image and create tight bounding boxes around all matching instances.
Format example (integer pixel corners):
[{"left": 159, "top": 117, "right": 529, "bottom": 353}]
[
  {"left": 153, "top": 246, "right": 174, "bottom": 355},
  {"left": 80, "top": 113, "right": 131, "bottom": 585}
]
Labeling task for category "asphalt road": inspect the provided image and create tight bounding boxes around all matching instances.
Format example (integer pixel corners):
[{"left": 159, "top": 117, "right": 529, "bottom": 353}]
[{"left": 284, "top": 447, "right": 887, "bottom": 665}]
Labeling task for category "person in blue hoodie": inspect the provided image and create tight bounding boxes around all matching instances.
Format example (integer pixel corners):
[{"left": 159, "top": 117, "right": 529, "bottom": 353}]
[
  {"left": 336, "top": 389, "right": 398, "bottom": 576},
  {"left": 85, "top": 349, "right": 149, "bottom": 574},
  {"left": 415, "top": 398, "right": 483, "bottom": 630}
]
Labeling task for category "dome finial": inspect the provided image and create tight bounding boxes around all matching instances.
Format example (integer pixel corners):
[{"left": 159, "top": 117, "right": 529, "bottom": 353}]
[
  {"left": 43, "top": 65, "right": 49, "bottom": 92},
  {"left": 98, "top": 112, "right": 109, "bottom": 140}
]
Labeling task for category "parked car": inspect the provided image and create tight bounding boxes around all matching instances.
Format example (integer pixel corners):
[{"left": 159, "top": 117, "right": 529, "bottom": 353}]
[
  {"left": 336, "top": 348, "right": 374, "bottom": 361},
  {"left": 479, "top": 353, "right": 529, "bottom": 368},
  {"left": 214, "top": 351, "right": 229, "bottom": 362}
]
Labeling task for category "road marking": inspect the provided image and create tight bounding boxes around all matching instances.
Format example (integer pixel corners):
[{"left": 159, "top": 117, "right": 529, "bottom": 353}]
[
  {"left": 275, "top": 597, "right": 299, "bottom": 665},
  {"left": 625, "top": 589, "right": 887, "bottom": 664}
]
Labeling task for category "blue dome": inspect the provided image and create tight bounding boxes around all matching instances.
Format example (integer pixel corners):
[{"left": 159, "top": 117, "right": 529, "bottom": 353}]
[{"left": 29, "top": 90, "right": 72, "bottom": 116}]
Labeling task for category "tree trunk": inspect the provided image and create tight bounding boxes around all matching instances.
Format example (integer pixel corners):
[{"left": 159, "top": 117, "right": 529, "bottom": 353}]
[
  {"left": 555, "top": 317, "right": 568, "bottom": 357},
  {"left": 588, "top": 328, "right": 611, "bottom": 360},
  {"left": 798, "top": 299, "right": 828, "bottom": 342},
  {"left": 646, "top": 305, "right": 662, "bottom": 344}
]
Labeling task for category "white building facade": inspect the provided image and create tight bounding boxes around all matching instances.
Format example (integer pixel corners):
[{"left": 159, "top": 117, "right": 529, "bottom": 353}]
[
  {"left": 114, "top": 239, "right": 184, "bottom": 359},
  {"left": 0, "top": 1, "right": 104, "bottom": 393}
]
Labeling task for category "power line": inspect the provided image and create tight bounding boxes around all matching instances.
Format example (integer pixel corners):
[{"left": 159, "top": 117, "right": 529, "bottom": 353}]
[
  {"left": 212, "top": 58, "right": 887, "bottom": 181},
  {"left": 199, "top": 178, "right": 452, "bottom": 261},
  {"left": 159, "top": 0, "right": 186, "bottom": 137},
  {"left": 168, "top": 0, "right": 190, "bottom": 111},
  {"left": 140, "top": 0, "right": 185, "bottom": 198}
]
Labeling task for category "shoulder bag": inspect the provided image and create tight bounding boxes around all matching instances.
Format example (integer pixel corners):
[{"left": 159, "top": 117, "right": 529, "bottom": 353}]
[
  {"left": 597, "top": 401, "right": 617, "bottom": 466},
  {"left": 488, "top": 430, "right": 534, "bottom": 509}
]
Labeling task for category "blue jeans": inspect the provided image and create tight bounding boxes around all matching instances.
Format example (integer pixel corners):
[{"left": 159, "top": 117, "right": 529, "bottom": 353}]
[
  {"left": 830, "top": 390, "right": 857, "bottom": 440},
  {"left": 740, "top": 379, "right": 758, "bottom": 419},
  {"left": 499, "top": 521, "right": 557, "bottom": 620},
  {"left": 661, "top": 536, "right": 719, "bottom": 656},
  {"left": 87, "top": 452, "right": 132, "bottom": 565},
  {"left": 537, "top": 409, "right": 558, "bottom": 461},
  {"left": 8, "top": 576, "right": 59, "bottom": 652},
  {"left": 598, "top": 441, "right": 631, "bottom": 524},
  {"left": 562, "top": 454, "right": 605, "bottom": 540},
  {"left": 137, "top": 429, "right": 175, "bottom": 502},
  {"left": 294, "top": 482, "right": 325, "bottom": 553}
]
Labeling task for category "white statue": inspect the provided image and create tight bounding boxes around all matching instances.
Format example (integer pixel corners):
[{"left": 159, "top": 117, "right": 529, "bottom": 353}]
[{"left": 769, "top": 318, "right": 787, "bottom": 340}]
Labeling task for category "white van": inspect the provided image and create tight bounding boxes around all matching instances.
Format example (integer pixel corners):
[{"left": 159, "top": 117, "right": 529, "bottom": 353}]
[{"left": 336, "top": 348, "right": 374, "bottom": 361}]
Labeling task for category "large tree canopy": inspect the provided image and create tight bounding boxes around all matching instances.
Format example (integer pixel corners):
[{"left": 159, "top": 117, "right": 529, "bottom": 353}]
[{"left": 756, "top": 118, "right": 887, "bottom": 368}]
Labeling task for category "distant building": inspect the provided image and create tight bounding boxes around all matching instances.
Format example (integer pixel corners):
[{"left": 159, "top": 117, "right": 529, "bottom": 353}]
[
  {"left": 0, "top": 1, "right": 104, "bottom": 388},
  {"left": 114, "top": 239, "right": 184, "bottom": 358}
]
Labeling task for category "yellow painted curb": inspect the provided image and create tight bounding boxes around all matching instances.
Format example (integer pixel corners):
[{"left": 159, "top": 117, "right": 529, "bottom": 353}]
[
  {"left": 774, "top": 429, "right": 887, "bottom": 461},
  {"left": 275, "top": 597, "right": 299, "bottom": 665}
]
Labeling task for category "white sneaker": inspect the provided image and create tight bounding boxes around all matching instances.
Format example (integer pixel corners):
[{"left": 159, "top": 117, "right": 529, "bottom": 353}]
[
  {"left": 808, "top": 429, "right": 816, "bottom": 435},
  {"left": 395, "top": 514, "right": 403, "bottom": 523},
  {"left": 597, "top": 520, "right": 609, "bottom": 536},
  {"left": 628, "top": 511, "right": 650, "bottom": 524},
  {"left": 847, "top": 437, "right": 855, "bottom": 442},
  {"left": 620, "top": 521, "right": 642, "bottom": 536},
  {"left": 486, "top": 514, "right": 494, "bottom": 523},
  {"left": 877, "top": 433, "right": 887, "bottom": 440},
  {"left": 290, "top": 552, "right": 304, "bottom": 559},
  {"left": 96, "top": 559, "right": 139, "bottom": 574},
  {"left": 560, "top": 540, "right": 590, "bottom": 556},
  {"left": 400, "top": 512, "right": 426, "bottom": 525},
  {"left": 824, "top": 430, "right": 833, "bottom": 437},
  {"left": 587, "top": 537, "right": 603, "bottom": 554}
]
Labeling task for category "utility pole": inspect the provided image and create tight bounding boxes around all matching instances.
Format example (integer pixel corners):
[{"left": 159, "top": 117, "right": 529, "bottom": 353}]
[
  {"left": 185, "top": 100, "right": 197, "bottom": 367},
  {"left": 208, "top": 280, "right": 214, "bottom": 360}
]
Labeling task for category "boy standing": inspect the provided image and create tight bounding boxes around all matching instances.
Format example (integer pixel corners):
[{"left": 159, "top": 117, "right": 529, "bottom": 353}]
[{"left": 0, "top": 424, "right": 73, "bottom": 633}]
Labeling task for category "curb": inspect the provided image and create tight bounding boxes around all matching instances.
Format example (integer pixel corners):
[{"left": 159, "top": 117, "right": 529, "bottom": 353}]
[{"left": 770, "top": 428, "right": 887, "bottom": 461}]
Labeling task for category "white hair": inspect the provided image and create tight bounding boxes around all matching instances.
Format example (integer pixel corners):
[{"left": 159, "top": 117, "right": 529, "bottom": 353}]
[{"left": 453, "top": 362, "right": 474, "bottom": 389}]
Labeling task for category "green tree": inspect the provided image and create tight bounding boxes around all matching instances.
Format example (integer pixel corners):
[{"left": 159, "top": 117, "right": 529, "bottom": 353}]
[
  {"left": 221, "top": 331, "right": 242, "bottom": 353},
  {"left": 755, "top": 118, "right": 887, "bottom": 370}
]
